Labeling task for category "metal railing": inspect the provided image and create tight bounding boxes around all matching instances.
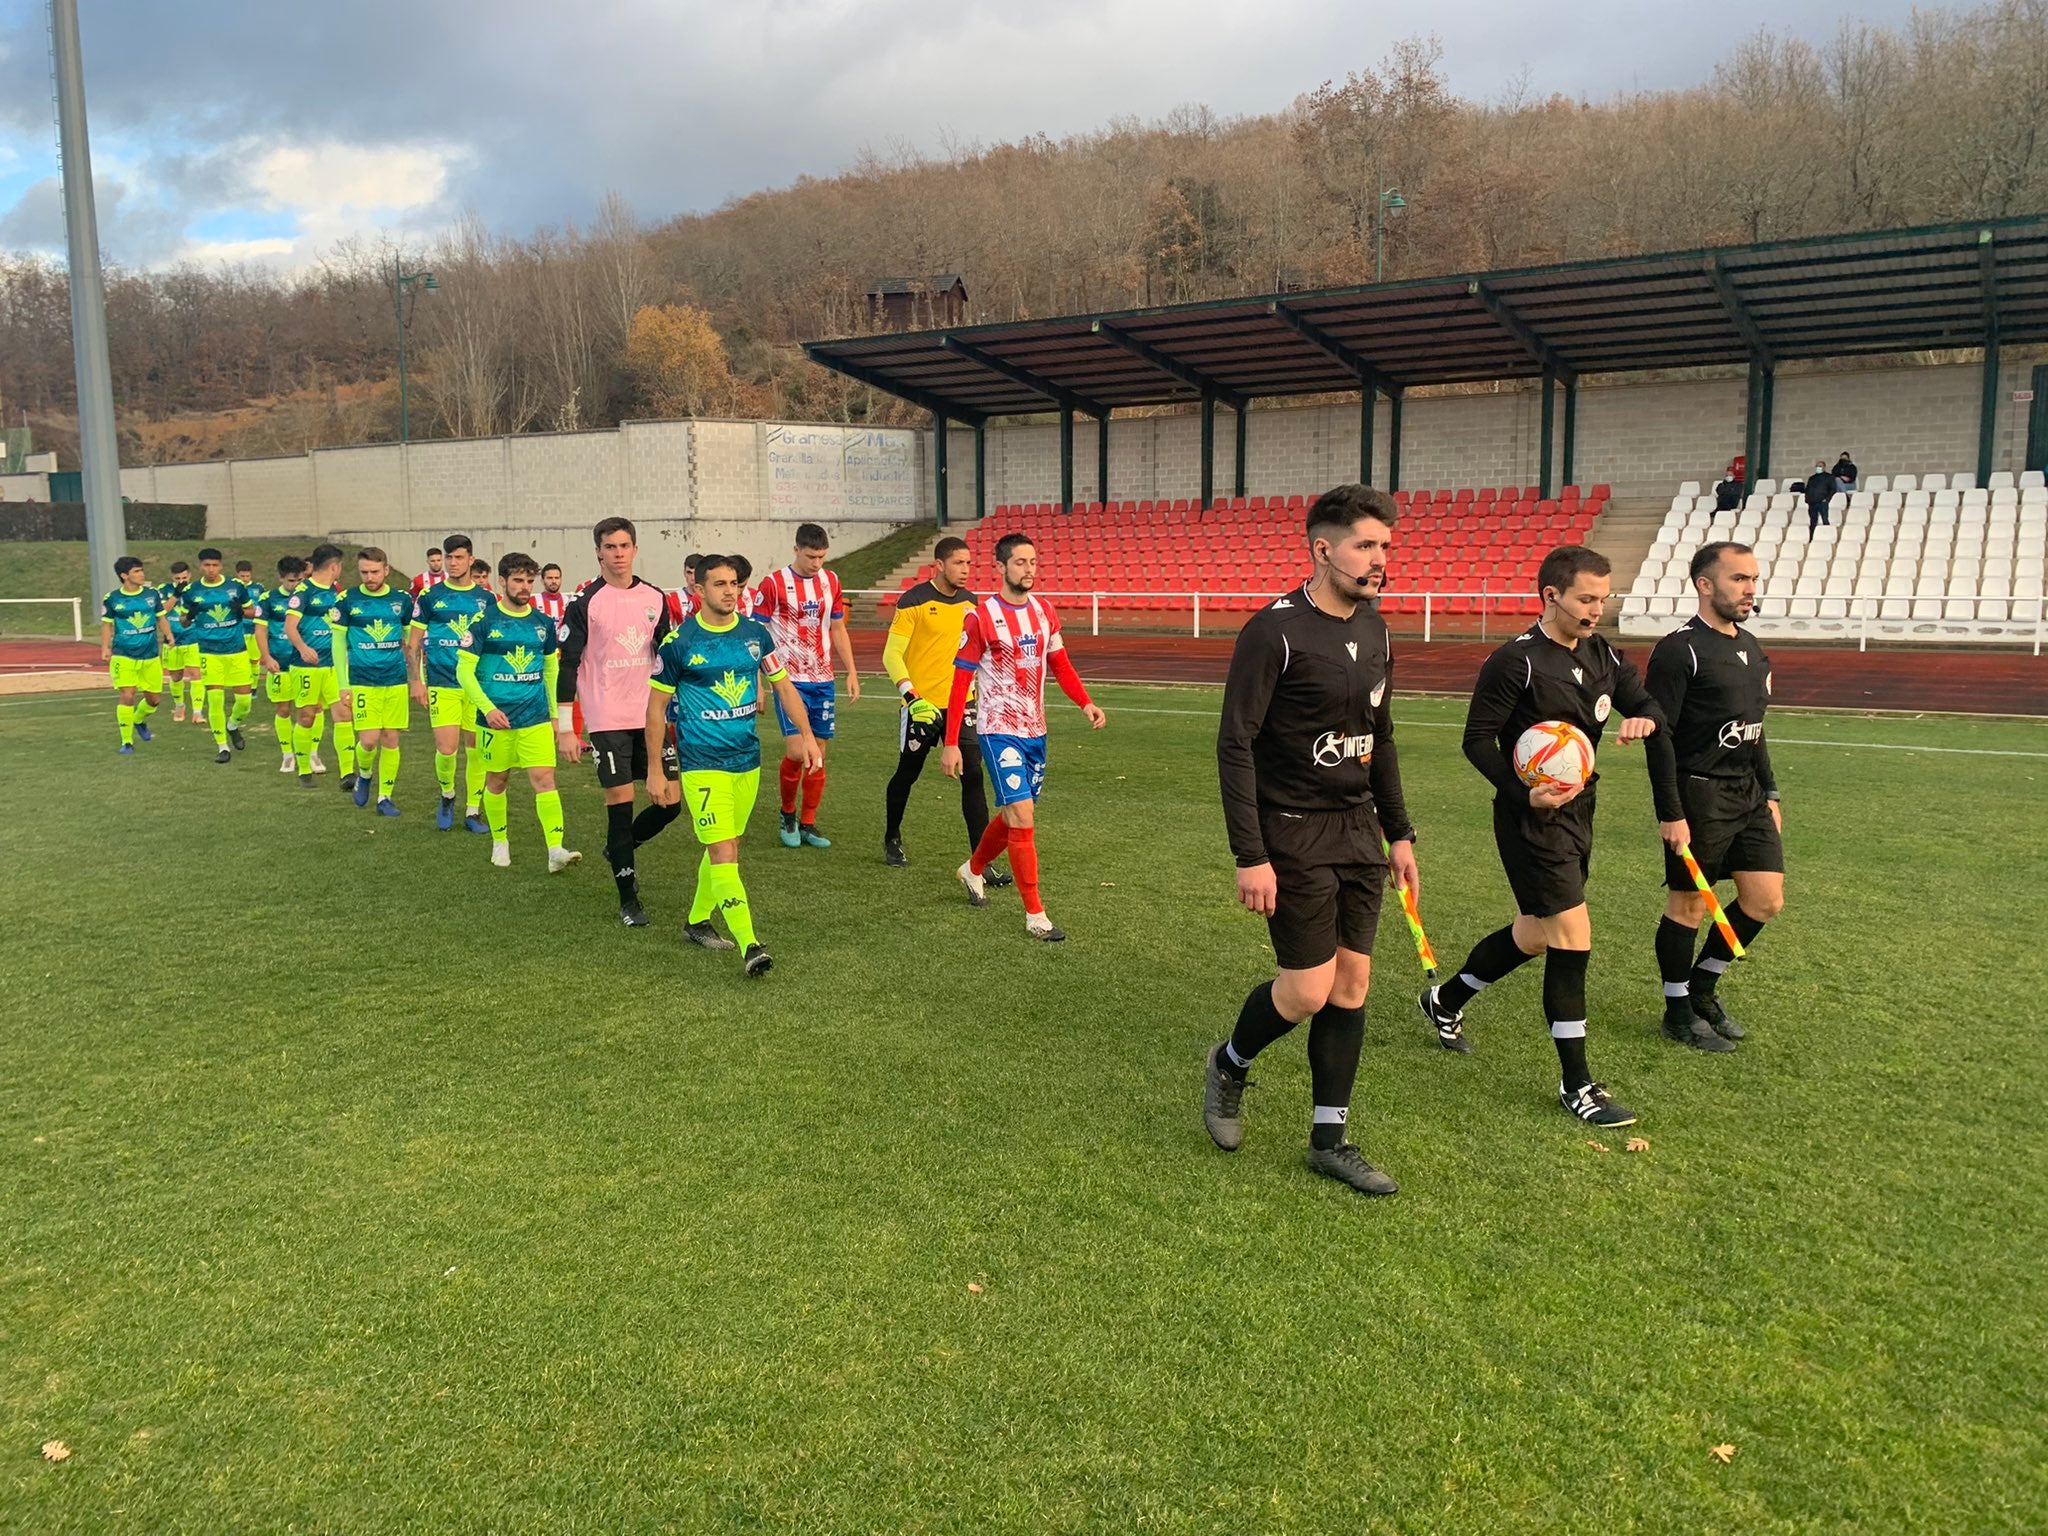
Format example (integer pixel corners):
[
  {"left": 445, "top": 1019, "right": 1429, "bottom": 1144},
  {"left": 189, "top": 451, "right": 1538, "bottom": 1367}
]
[
  {"left": 1627, "top": 589, "right": 2047, "bottom": 655},
  {"left": 846, "top": 588, "right": 1536, "bottom": 641},
  {"left": 0, "top": 596, "right": 83, "bottom": 641}
]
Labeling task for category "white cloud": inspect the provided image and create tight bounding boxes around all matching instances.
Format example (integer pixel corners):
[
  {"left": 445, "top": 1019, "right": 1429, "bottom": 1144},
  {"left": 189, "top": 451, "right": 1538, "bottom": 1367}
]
[
  {"left": 177, "top": 236, "right": 297, "bottom": 264},
  {"left": 249, "top": 140, "right": 460, "bottom": 218}
]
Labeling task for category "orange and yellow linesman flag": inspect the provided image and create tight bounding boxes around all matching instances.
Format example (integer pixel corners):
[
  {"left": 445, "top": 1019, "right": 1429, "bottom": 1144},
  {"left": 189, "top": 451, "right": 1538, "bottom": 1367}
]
[
  {"left": 1382, "top": 837, "right": 1437, "bottom": 975},
  {"left": 1677, "top": 842, "right": 1746, "bottom": 958}
]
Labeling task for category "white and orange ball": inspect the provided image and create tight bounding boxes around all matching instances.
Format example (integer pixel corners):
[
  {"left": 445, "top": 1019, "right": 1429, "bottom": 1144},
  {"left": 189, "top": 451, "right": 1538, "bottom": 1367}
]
[{"left": 1513, "top": 720, "right": 1596, "bottom": 790}]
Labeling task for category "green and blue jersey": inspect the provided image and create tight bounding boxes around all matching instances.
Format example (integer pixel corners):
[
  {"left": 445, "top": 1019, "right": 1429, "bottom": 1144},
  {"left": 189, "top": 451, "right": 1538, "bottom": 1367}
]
[
  {"left": 650, "top": 613, "right": 783, "bottom": 773},
  {"left": 410, "top": 581, "right": 491, "bottom": 689},
  {"left": 102, "top": 587, "right": 164, "bottom": 660},
  {"left": 179, "top": 577, "right": 255, "bottom": 656},
  {"left": 258, "top": 585, "right": 299, "bottom": 667},
  {"left": 159, "top": 582, "right": 194, "bottom": 645},
  {"left": 285, "top": 580, "right": 341, "bottom": 667},
  {"left": 239, "top": 581, "right": 267, "bottom": 639},
  {"left": 460, "top": 601, "right": 558, "bottom": 729},
  {"left": 331, "top": 584, "right": 416, "bottom": 687}
]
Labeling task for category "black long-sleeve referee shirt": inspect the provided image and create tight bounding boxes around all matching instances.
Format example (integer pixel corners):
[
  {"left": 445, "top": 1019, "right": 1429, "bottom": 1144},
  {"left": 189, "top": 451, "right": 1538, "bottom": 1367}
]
[
  {"left": 1217, "top": 584, "right": 1414, "bottom": 868},
  {"left": 1644, "top": 616, "right": 1778, "bottom": 794},
  {"left": 1463, "top": 623, "right": 1684, "bottom": 822}
]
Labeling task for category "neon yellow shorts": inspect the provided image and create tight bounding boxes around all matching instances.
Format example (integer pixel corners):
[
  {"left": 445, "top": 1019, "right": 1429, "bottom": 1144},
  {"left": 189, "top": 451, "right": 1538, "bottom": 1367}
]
[
  {"left": 199, "top": 651, "right": 254, "bottom": 689},
  {"left": 264, "top": 667, "right": 296, "bottom": 704},
  {"left": 683, "top": 767, "right": 760, "bottom": 845},
  {"left": 244, "top": 634, "right": 260, "bottom": 660},
  {"left": 108, "top": 656, "right": 165, "bottom": 693},
  {"left": 428, "top": 685, "right": 471, "bottom": 731},
  {"left": 350, "top": 683, "right": 410, "bottom": 732},
  {"left": 167, "top": 643, "right": 199, "bottom": 670},
  {"left": 295, "top": 665, "right": 339, "bottom": 710},
  {"left": 478, "top": 721, "right": 556, "bottom": 773}
]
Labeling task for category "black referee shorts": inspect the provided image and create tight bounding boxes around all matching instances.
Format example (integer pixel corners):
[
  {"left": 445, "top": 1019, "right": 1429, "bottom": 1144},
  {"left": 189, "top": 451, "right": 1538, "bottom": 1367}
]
[
  {"left": 1261, "top": 804, "right": 1388, "bottom": 971},
  {"left": 1493, "top": 790, "right": 1596, "bottom": 919},
  {"left": 1666, "top": 773, "right": 1783, "bottom": 889},
  {"left": 588, "top": 727, "right": 677, "bottom": 789}
]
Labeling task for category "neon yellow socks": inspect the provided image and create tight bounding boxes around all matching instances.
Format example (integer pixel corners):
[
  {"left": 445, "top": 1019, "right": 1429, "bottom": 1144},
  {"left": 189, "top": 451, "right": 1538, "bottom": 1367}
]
[
  {"left": 333, "top": 721, "right": 357, "bottom": 778},
  {"left": 228, "top": 691, "right": 252, "bottom": 727},
  {"left": 208, "top": 687, "right": 229, "bottom": 745},
  {"left": 463, "top": 740, "right": 484, "bottom": 812},
  {"left": 135, "top": 696, "right": 156, "bottom": 724},
  {"left": 484, "top": 788, "right": 509, "bottom": 838},
  {"left": 116, "top": 702, "right": 135, "bottom": 745},
  {"left": 434, "top": 751, "right": 457, "bottom": 798},
  {"left": 377, "top": 745, "right": 401, "bottom": 801},
  {"left": 535, "top": 789, "right": 565, "bottom": 850},
  {"left": 688, "top": 853, "right": 716, "bottom": 922},
  {"left": 704, "top": 861, "right": 756, "bottom": 948}
]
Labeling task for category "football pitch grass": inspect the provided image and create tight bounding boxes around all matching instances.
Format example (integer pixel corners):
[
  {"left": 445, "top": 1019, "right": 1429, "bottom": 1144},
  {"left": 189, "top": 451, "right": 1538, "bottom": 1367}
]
[{"left": 4, "top": 681, "right": 2044, "bottom": 1532}]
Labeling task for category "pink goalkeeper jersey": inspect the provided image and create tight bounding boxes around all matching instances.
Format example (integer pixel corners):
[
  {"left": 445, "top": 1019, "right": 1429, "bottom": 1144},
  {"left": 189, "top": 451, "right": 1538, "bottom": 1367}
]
[
  {"left": 577, "top": 579, "right": 665, "bottom": 731},
  {"left": 752, "top": 567, "right": 843, "bottom": 684},
  {"left": 956, "top": 595, "right": 1066, "bottom": 738}
]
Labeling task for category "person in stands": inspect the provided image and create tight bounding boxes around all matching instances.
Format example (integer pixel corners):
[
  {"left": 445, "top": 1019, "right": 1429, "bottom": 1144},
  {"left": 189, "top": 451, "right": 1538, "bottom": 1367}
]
[
  {"left": 1831, "top": 451, "right": 1858, "bottom": 493},
  {"left": 1714, "top": 463, "right": 1744, "bottom": 513},
  {"left": 1802, "top": 460, "right": 1838, "bottom": 535}
]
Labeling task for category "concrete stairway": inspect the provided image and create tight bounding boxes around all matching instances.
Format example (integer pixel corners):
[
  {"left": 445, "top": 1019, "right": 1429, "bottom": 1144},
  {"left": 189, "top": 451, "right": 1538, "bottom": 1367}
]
[{"left": 1585, "top": 499, "right": 1667, "bottom": 604}]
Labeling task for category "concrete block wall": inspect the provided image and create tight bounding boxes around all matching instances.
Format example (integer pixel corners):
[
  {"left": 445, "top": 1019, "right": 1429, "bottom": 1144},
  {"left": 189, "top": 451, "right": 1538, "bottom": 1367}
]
[
  {"left": 0, "top": 472, "right": 50, "bottom": 500},
  {"left": 224, "top": 457, "right": 316, "bottom": 538},
  {"left": 310, "top": 444, "right": 404, "bottom": 532}
]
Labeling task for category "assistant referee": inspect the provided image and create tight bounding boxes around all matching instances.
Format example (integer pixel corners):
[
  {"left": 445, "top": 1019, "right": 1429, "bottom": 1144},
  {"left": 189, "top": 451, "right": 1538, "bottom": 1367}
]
[
  {"left": 880, "top": 536, "right": 1004, "bottom": 880},
  {"left": 1205, "top": 483, "right": 1417, "bottom": 1198}
]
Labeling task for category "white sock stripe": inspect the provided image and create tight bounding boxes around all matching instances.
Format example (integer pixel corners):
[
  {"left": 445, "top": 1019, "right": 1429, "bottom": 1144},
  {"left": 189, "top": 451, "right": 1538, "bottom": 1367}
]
[
  {"left": 1662, "top": 982, "right": 1690, "bottom": 998},
  {"left": 1458, "top": 972, "right": 1489, "bottom": 993},
  {"left": 1550, "top": 1019, "right": 1588, "bottom": 1040},
  {"left": 1699, "top": 956, "right": 1731, "bottom": 975},
  {"left": 1312, "top": 1105, "right": 1349, "bottom": 1124},
  {"left": 1224, "top": 1041, "right": 1253, "bottom": 1070}
]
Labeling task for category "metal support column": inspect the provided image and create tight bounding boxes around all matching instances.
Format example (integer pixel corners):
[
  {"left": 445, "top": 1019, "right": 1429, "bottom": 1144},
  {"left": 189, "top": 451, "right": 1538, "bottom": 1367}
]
[
  {"left": 973, "top": 420, "right": 986, "bottom": 523},
  {"left": 1386, "top": 393, "right": 1403, "bottom": 493},
  {"left": 932, "top": 413, "right": 949, "bottom": 527},
  {"left": 1757, "top": 368, "right": 1775, "bottom": 481},
  {"left": 1059, "top": 406, "right": 1074, "bottom": 512},
  {"left": 1200, "top": 394, "right": 1216, "bottom": 509},
  {"left": 50, "top": 0, "right": 126, "bottom": 580},
  {"left": 1980, "top": 229, "right": 2002, "bottom": 486},
  {"left": 1233, "top": 402, "right": 1248, "bottom": 499},
  {"left": 1561, "top": 378, "right": 1578, "bottom": 490},
  {"left": 1742, "top": 363, "right": 1764, "bottom": 494},
  {"left": 1360, "top": 387, "right": 1375, "bottom": 484},
  {"left": 1538, "top": 365, "right": 1557, "bottom": 499},
  {"left": 1096, "top": 410, "right": 1110, "bottom": 506}
]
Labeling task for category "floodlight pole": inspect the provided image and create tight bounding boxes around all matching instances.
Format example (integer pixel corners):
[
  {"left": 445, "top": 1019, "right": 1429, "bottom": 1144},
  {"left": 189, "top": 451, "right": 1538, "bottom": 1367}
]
[
  {"left": 393, "top": 260, "right": 438, "bottom": 443},
  {"left": 48, "top": 0, "right": 125, "bottom": 582}
]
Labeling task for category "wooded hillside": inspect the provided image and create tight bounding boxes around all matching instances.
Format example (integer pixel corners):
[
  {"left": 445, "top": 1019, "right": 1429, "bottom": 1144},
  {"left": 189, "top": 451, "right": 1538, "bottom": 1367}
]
[{"left": 4, "top": 4, "right": 2045, "bottom": 463}]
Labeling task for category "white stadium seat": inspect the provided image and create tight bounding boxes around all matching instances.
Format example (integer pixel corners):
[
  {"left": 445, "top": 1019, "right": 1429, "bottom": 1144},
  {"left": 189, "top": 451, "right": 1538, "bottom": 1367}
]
[
  {"left": 1756, "top": 478, "right": 1778, "bottom": 495},
  {"left": 1678, "top": 480, "right": 1702, "bottom": 498},
  {"left": 1864, "top": 474, "right": 1890, "bottom": 492},
  {"left": 1923, "top": 473, "right": 1947, "bottom": 491},
  {"left": 1944, "top": 596, "right": 1976, "bottom": 620},
  {"left": 2021, "top": 470, "right": 2045, "bottom": 489},
  {"left": 1893, "top": 474, "right": 1918, "bottom": 492},
  {"left": 1694, "top": 495, "right": 1718, "bottom": 514},
  {"left": 1951, "top": 471, "right": 1976, "bottom": 491},
  {"left": 1988, "top": 470, "right": 2016, "bottom": 490}
]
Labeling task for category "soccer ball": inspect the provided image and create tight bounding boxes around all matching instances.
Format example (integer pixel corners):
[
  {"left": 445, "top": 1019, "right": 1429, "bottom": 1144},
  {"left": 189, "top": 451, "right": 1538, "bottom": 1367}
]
[{"left": 1513, "top": 720, "right": 1595, "bottom": 789}]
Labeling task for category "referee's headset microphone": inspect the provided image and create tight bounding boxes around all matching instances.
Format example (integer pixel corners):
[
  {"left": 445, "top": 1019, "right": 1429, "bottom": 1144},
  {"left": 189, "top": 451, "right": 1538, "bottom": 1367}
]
[{"left": 1316, "top": 540, "right": 1381, "bottom": 597}]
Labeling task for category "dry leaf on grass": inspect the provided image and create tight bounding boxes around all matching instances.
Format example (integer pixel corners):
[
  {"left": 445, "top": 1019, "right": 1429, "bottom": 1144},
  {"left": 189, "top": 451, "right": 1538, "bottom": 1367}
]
[
  {"left": 966, "top": 1282, "right": 984, "bottom": 1295},
  {"left": 41, "top": 1440, "right": 71, "bottom": 1462},
  {"left": 1585, "top": 1140, "right": 1610, "bottom": 1153},
  {"left": 1626, "top": 1136, "right": 1650, "bottom": 1153},
  {"left": 1710, "top": 1443, "right": 1737, "bottom": 1464}
]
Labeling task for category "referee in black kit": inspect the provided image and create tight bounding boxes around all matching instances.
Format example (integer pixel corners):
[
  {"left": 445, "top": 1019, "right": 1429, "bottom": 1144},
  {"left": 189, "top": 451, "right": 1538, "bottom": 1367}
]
[
  {"left": 1419, "top": 545, "right": 1682, "bottom": 1129},
  {"left": 1204, "top": 484, "right": 1418, "bottom": 1197},
  {"left": 1645, "top": 541, "right": 1785, "bottom": 1051}
]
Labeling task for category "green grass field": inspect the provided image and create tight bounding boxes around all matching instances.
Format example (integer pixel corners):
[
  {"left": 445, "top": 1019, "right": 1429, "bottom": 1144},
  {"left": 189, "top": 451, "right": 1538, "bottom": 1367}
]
[{"left": 3, "top": 681, "right": 2044, "bottom": 1532}]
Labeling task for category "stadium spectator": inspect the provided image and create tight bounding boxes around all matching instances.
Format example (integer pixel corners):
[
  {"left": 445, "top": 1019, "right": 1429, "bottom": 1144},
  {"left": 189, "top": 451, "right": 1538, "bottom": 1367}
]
[
  {"left": 411, "top": 548, "right": 446, "bottom": 595},
  {"left": 1831, "top": 451, "right": 1858, "bottom": 491},
  {"left": 1714, "top": 464, "right": 1743, "bottom": 513},
  {"left": 1803, "top": 460, "right": 1837, "bottom": 534}
]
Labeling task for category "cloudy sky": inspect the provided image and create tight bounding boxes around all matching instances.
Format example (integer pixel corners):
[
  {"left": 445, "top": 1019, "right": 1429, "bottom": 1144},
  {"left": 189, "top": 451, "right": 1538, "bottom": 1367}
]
[{"left": 0, "top": 0, "right": 1921, "bottom": 272}]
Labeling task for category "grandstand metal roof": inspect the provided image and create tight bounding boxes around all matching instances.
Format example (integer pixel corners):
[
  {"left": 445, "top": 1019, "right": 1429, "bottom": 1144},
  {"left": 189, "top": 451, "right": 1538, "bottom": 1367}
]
[{"left": 803, "top": 217, "right": 2048, "bottom": 422}]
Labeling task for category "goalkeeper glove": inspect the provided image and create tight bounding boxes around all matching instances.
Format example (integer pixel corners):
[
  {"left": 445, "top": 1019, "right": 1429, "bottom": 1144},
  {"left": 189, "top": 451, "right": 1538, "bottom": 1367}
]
[{"left": 904, "top": 693, "right": 940, "bottom": 726}]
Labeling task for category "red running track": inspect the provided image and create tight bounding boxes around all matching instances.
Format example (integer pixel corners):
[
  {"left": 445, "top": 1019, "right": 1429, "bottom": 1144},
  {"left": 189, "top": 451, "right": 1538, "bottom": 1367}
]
[{"left": 9, "top": 634, "right": 2046, "bottom": 715}]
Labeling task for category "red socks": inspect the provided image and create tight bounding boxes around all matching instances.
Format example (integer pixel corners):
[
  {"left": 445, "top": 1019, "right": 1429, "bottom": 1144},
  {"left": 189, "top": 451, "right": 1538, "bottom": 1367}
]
[
  {"left": 801, "top": 765, "right": 825, "bottom": 823},
  {"left": 968, "top": 817, "right": 1010, "bottom": 876},
  {"left": 1009, "top": 826, "right": 1043, "bottom": 915},
  {"left": 779, "top": 758, "right": 802, "bottom": 814}
]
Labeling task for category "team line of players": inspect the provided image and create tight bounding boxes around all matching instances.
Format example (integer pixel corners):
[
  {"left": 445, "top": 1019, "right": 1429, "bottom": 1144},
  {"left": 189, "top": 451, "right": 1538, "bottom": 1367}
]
[{"left": 98, "top": 517, "right": 1109, "bottom": 975}]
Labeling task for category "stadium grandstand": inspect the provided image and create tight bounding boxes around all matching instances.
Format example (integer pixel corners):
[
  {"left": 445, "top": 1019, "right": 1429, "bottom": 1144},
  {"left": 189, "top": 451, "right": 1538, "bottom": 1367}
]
[{"left": 807, "top": 218, "right": 2048, "bottom": 650}]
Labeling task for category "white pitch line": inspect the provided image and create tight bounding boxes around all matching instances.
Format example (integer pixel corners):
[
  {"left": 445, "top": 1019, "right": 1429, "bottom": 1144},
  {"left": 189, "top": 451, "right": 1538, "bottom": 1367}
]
[{"left": 1102, "top": 704, "right": 2048, "bottom": 758}]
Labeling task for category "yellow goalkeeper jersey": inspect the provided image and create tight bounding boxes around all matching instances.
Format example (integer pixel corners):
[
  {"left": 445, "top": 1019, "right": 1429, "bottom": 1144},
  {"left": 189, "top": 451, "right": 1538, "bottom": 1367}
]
[{"left": 883, "top": 579, "right": 976, "bottom": 703}]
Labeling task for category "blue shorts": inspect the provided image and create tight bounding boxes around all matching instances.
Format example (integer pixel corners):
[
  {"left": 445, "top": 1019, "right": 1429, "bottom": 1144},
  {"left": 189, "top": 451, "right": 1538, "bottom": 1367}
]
[
  {"left": 775, "top": 678, "right": 836, "bottom": 739},
  {"left": 981, "top": 732, "right": 1047, "bottom": 807}
]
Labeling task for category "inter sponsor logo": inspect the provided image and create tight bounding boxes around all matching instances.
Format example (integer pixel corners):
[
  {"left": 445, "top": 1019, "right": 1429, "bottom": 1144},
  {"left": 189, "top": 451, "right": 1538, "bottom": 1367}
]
[
  {"left": 1311, "top": 730, "right": 1373, "bottom": 767},
  {"left": 1717, "top": 718, "right": 1764, "bottom": 749}
]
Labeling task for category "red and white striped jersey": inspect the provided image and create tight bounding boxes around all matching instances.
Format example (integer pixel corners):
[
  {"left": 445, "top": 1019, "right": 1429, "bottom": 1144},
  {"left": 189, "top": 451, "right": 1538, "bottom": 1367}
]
[
  {"left": 955, "top": 595, "right": 1067, "bottom": 738},
  {"left": 750, "top": 566, "right": 843, "bottom": 684},
  {"left": 410, "top": 569, "right": 445, "bottom": 595},
  {"left": 664, "top": 586, "right": 696, "bottom": 631},
  {"left": 534, "top": 589, "right": 567, "bottom": 621}
]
